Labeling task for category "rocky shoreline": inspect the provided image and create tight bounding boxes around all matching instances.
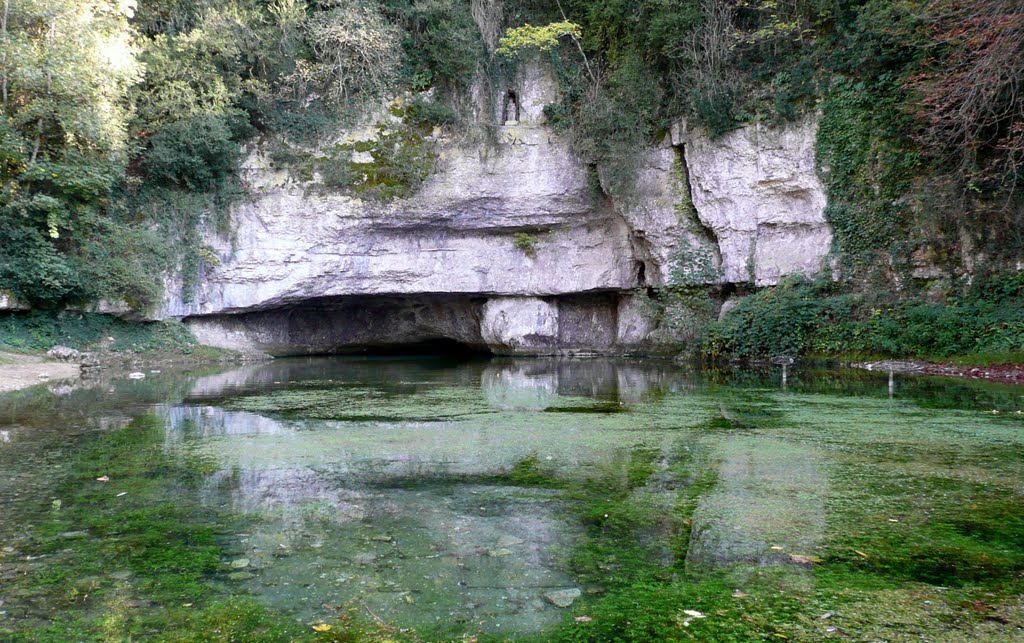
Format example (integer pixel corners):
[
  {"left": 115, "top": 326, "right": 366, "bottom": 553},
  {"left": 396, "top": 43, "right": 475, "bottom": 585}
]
[
  {"left": 852, "top": 360, "right": 1024, "bottom": 385},
  {"left": 0, "top": 346, "right": 266, "bottom": 395}
]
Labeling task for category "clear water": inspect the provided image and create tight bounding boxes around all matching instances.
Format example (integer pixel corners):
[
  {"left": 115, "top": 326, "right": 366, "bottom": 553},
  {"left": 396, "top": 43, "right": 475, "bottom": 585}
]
[{"left": 1, "top": 357, "right": 1023, "bottom": 641}]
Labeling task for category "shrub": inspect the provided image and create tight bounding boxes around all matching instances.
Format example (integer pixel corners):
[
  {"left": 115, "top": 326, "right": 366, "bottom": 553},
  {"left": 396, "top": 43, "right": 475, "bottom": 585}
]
[
  {"left": 513, "top": 232, "right": 537, "bottom": 255},
  {"left": 704, "top": 274, "right": 1024, "bottom": 361},
  {"left": 143, "top": 115, "right": 243, "bottom": 191},
  {"left": 298, "top": 2, "right": 402, "bottom": 104}
]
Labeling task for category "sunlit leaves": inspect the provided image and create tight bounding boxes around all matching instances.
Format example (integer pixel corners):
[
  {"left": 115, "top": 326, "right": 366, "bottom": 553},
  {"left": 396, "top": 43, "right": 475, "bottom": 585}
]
[{"left": 496, "top": 20, "right": 582, "bottom": 57}]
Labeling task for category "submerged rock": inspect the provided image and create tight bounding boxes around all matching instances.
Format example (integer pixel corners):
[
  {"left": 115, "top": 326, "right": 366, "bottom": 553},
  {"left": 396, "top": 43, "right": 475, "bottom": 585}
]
[
  {"left": 543, "top": 588, "right": 581, "bottom": 608},
  {"left": 496, "top": 535, "right": 525, "bottom": 548}
]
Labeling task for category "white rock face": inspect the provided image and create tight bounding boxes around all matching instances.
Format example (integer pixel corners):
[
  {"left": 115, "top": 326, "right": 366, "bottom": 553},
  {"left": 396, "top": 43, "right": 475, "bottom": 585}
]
[
  {"left": 683, "top": 117, "right": 831, "bottom": 285},
  {"left": 481, "top": 297, "right": 559, "bottom": 354},
  {"left": 603, "top": 146, "right": 717, "bottom": 286},
  {"left": 154, "top": 66, "right": 831, "bottom": 354},
  {"left": 615, "top": 294, "right": 656, "bottom": 347},
  {"left": 162, "top": 126, "right": 634, "bottom": 319},
  {"left": 0, "top": 290, "right": 28, "bottom": 311}
]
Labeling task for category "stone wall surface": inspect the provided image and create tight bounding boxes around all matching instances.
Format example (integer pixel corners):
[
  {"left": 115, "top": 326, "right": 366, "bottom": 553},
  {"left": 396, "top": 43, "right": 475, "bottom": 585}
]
[
  {"left": 682, "top": 117, "right": 831, "bottom": 285},
  {"left": 154, "top": 65, "right": 832, "bottom": 355}
]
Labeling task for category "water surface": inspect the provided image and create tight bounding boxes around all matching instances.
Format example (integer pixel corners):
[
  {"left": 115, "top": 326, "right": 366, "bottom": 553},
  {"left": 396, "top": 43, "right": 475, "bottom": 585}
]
[{"left": 1, "top": 357, "right": 1022, "bottom": 641}]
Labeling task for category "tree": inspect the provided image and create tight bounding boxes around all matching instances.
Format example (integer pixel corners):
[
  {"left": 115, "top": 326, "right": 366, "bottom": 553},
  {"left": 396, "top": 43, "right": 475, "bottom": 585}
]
[
  {"left": 907, "top": 0, "right": 1024, "bottom": 193},
  {"left": 289, "top": 1, "right": 401, "bottom": 105},
  {"left": 0, "top": 0, "right": 145, "bottom": 306}
]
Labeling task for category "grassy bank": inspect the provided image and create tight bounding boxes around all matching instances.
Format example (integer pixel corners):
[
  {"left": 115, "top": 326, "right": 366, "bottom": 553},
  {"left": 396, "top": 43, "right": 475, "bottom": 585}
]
[
  {"left": 0, "top": 311, "right": 235, "bottom": 364},
  {"left": 702, "top": 273, "right": 1024, "bottom": 366}
]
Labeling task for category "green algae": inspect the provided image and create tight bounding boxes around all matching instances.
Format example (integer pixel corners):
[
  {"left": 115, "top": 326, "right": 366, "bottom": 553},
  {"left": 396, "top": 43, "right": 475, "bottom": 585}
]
[{"left": 2, "top": 358, "right": 1024, "bottom": 641}]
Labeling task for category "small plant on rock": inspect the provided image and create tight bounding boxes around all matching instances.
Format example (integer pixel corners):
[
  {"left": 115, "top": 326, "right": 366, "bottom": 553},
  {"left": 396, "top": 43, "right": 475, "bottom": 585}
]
[{"left": 513, "top": 232, "right": 537, "bottom": 256}]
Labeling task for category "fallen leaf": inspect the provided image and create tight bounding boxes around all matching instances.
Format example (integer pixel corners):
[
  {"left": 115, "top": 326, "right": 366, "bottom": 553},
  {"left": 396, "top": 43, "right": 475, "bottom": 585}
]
[
  {"left": 854, "top": 550, "right": 869, "bottom": 558},
  {"left": 774, "top": 634, "right": 789, "bottom": 639},
  {"left": 732, "top": 590, "right": 749, "bottom": 598},
  {"left": 682, "top": 610, "right": 706, "bottom": 618},
  {"left": 312, "top": 623, "right": 333, "bottom": 632},
  {"left": 96, "top": 476, "right": 110, "bottom": 482},
  {"left": 574, "top": 616, "right": 592, "bottom": 622}
]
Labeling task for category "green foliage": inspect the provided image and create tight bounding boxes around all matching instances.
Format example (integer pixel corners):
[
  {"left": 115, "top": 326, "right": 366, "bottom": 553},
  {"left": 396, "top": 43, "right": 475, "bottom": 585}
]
[
  {"left": 816, "top": 77, "right": 921, "bottom": 272},
  {"left": 142, "top": 115, "right": 244, "bottom": 191},
  {"left": 572, "top": 52, "right": 665, "bottom": 190},
  {"left": 497, "top": 21, "right": 583, "bottom": 57},
  {"left": 0, "top": 310, "right": 200, "bottom": 353},
  {"left": 385, "top": 0, "right": 485, "bottom": 93},
  {"left": 704, "top": 273, "right": 1024, "bottom": 360},
  {"left": 298, "top": 2, "right": 403, "bottom": 105},
  {"left": 402, "top": 95, "right": 458, "bottom": 129},
  {"left": 0, "top": 0, "right": 149, "bottom": 308},
  {"left": 513, "top": 231, "right": 537, "bottom": 255}
]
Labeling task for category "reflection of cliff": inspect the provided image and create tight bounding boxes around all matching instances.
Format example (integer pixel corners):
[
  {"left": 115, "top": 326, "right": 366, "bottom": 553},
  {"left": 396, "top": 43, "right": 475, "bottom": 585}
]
[
  {"left": 184, "top": 356, "right": 695, "bottom": 404},
  {"left": 159, "top": 353, "right": 712, "bottom": 628},
  {"left": 484, "top": 358, "right": 691, "bottom": 405},
  {"left": 482, "top": 363, "right": 558, "bottom": 411}
]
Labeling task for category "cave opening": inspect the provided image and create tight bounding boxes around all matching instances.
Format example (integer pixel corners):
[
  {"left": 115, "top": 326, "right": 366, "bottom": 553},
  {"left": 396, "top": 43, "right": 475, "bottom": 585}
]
[
  {"left": 334, "top": 337, "right": 491, "bottom": 357},
  {"left": 185, "top": 294, "right": 496, "bottom": 357},
  {"left": 184, "top": 292, "right": 633, "bottom": 357}
]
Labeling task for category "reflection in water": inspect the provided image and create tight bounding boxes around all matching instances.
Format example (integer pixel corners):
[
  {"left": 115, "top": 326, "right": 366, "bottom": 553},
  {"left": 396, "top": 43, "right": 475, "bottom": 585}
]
[
  {"left": 160, "top": 359, "right": 688, "bottom": 632},
  {"left": 686, "top": 437, "right": 826, "bottom": 571},
  {"left": 1, "top": 356, "right": 1023, "bottom": 639}
]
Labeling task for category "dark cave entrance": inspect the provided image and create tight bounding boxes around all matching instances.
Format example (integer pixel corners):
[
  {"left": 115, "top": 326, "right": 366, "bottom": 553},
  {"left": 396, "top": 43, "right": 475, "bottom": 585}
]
[
  {"left": 187, "top": 295, "right": 494, "bottom": 357},
  {"left": 340, "top": 337, "right": 488, "bottom": 357},
  {"left": 184, "top": 292, "right": 631, "bottom": 358}
]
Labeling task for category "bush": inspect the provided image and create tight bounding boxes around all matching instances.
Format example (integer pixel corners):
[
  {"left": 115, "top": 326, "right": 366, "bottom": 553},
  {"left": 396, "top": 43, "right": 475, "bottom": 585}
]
[
  {"left": 143, "top": 115, "right": 243, "bottom": 191},
  {"left": 403, "top": 96, "right": 458, "bottom": 128},
  {"left": 704, "top": 274, "right": 1024, "bottom": 361},
  {"left": 0, "top": 311, "right": 199, "bottom": 354},
  {"left": 0, "top": 221, "right": 83, "bottom": 307},
  {"left": 387, "top": 0, "right": 484, "bottom": 92}
]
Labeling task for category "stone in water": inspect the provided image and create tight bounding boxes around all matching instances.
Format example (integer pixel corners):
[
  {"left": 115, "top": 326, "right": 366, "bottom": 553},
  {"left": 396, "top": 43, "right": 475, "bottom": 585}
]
[{"left": 544, "top": 588, "right": 581, "bottom": 608}]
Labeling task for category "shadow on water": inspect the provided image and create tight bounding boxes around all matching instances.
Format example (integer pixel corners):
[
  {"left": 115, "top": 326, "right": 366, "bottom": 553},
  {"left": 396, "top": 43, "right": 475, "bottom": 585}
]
[{"left": 1, "top": 356, "right": 1023, "bottom": 641}]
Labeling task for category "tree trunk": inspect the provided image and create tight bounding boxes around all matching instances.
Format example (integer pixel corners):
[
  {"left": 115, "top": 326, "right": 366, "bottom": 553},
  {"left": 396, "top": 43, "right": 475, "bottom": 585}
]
[
  {"left": 31, "top": 17, "right": 55, "bottom": 163},
  {"left": 1, "top": 0, "right": 9, "bottom": 112}
]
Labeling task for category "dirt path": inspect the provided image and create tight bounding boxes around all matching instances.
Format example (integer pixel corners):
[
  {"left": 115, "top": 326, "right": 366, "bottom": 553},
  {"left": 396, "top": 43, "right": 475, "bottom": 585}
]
[
  {"left": 853, "top": 360, "right": 1024, "bottom": 385},
  {"left": 0, "top": 352, "right": 80, "bottom": 394}
]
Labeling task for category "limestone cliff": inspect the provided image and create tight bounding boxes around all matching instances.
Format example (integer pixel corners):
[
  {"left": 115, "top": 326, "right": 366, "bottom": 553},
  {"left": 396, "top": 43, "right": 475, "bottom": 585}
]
[{"left": 163, "top": 64, "right": 832, "bottom": 356}]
